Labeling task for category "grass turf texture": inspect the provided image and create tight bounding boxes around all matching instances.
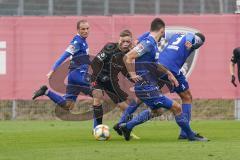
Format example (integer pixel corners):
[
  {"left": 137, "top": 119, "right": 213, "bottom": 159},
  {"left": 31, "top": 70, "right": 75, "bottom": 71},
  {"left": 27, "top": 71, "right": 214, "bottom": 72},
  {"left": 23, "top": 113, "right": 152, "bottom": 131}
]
[{"left": 0, "top": 120, "right": 240, "bottom": 160}]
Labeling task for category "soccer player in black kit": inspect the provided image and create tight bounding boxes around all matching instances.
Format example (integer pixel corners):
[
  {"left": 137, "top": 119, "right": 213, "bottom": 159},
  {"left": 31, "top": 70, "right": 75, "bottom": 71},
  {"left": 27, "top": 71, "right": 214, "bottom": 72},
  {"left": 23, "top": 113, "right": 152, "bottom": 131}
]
[
  {"left": 230, "top": 47, "right": 240, "bottom": 87},
  {"left": 91, "top": 30, "right": 141, "bottom": 138}
]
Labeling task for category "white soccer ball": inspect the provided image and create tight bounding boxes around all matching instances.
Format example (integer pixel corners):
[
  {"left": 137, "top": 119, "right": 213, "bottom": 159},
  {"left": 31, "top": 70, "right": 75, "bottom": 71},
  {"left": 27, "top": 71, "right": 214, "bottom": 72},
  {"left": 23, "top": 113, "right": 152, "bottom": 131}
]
[{"left": 93, "top": 124, "right": 111, "bottom": 141}]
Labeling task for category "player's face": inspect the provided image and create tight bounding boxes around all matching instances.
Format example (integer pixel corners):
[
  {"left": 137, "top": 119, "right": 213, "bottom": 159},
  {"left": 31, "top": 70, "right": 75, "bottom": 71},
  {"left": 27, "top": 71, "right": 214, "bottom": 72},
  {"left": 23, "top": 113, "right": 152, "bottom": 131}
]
[
  {"left": 119, "top": 36, "right": 132, "bottom": 52},
  {"left": 78, "top": 22, "right": 90, "bottom": 38}
]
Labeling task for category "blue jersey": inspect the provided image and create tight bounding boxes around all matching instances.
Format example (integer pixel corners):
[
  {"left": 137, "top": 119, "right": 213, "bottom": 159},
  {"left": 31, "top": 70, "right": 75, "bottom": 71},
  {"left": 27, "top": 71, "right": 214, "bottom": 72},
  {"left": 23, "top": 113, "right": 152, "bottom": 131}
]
[
  {"left": 158, "top": 33, "right": 195, "bottom": 74},
  {"left": 138, "top": 31, "right": 169, "bottom": 42},
  {"left": 66, "top": 34, "right": 90, "bottom": 71},
  {"left": 138, "top": 32, "right": 151, "bottom": 42},
  {"left": 134, "top": 35, "right": 159, "bottom": 83},
  {"left": 52, "top": 34, "right": 90, "bottom": 72}
]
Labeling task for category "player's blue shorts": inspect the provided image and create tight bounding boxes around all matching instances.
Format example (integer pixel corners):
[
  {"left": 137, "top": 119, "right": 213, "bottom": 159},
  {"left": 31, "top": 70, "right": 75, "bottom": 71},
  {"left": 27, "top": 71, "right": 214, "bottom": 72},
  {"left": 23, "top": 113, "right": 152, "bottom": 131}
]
[
  {"left": 161, "top": 71, "right": 189, "bottom": 93},
  {"left": 134, "top": 82, "right": 173, "bottom": 110},
  {"left": 64, "top": 69, "right": 92, "bottom": 101}
]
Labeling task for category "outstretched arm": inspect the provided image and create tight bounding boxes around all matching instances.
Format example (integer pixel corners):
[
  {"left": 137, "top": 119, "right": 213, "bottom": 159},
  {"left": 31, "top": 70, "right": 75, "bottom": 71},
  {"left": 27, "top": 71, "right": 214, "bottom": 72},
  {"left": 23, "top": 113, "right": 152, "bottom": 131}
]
[{"left": 47, "top": 51, "right": 71, "bottom": 79}]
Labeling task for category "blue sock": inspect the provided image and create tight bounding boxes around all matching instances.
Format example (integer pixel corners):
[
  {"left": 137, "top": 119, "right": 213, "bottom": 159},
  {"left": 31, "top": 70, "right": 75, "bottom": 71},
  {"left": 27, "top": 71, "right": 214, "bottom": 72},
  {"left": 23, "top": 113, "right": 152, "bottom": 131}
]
[
  {"left": 46, "top": 90, "right": 66, "bottom": 106},
  {"left": 179, "top": 104, "right": 192, "bottom": 137},
  {"left": 175, "top": 113, "right": 195, "bottom": 139},
  {"left": 118, "top": 100, "right": 140, "bottom": 124},
  {"left": 126, "top": 110, "right": 151, "bottom": 130}
]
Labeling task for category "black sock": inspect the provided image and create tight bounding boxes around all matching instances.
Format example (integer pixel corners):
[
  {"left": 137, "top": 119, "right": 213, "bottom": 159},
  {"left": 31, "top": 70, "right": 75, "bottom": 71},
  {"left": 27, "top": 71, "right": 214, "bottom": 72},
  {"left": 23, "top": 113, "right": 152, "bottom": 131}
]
[{"left": 93, "top": 105, "right": 103, "bottom": 126}]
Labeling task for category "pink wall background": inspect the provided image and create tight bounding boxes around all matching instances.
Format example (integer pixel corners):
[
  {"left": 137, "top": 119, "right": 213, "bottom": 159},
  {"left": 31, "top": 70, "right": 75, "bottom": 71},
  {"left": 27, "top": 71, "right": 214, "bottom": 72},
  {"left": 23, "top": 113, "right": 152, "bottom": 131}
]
[{"left": 0, "top": 15, "right": 239, "bottom": 100}]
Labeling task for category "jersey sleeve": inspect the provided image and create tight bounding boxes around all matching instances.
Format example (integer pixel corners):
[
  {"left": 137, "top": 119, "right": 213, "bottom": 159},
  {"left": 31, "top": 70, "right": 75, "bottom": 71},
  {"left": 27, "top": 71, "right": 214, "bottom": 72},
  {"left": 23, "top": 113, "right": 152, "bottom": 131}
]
[
  {"left": 52, "top": 51, "right": 71, "bottom": 71},
  {"left": 133, "top": 40, "right": 152, "bottom": 57},
  {"left": 65, "top": 40, "right": 82, "bottom": 55}
]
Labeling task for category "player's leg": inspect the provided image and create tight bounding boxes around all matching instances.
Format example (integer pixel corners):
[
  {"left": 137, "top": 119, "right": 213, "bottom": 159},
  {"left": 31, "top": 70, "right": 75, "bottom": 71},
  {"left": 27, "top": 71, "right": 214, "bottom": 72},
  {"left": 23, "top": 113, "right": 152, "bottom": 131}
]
[
  {"left": 120, "top": 87, "right": 208, "bottom": 141},
  {"left": 68, "top": 70, "right": 101, "bottom": 128},
  {"left": 169, "top": 100, "right": 208, "bottom": 141},
  {"left": 107, "top": 81, "right": 141, "bottom": 125},
  {"left": 120, "top": 107, "right": 164, "bottom": 141},
  {"left": 123, "top": 96, "right": 203, "bottom": 141},
  {"left": 173, "top": 72, "right": 193, "bottom": 139},
  {"left": 117, "top": 98, "right": 142, "bottom": 125},
  {"left": 113, "top": 99, "right": 142, "bottom": 138},
  {"left": 62, "top": 69, "right": 92, "bottom": 110},
  {"left": 177, "top": 89, "right": 193, "bottom": 139},
  {"left": 32, "top": 82, "right": 70, "bottom": 108},
  {"left": 104, "top": 82, "right": 141, "bottom": 135},
  {"left": 92, "top": 88, "right": 104, "bottom": 128},
  {"left": 119, "top": 86, "right": 169, "bottom": 141},
  {"left": 32, "top": 84, "right": 75, "bottom": 110}
]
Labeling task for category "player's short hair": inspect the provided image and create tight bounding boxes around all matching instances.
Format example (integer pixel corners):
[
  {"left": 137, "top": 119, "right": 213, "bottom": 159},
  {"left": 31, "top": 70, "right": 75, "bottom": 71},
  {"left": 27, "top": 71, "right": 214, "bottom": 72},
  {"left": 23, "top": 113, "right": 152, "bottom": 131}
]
[
  {"left": 120, "top": 29, "right": 132, "bottom": 38},
  {"left": 195, "top": 32, "right": 205, "bottom": 43},
  {"left": 77, "top": 19, "right": 88, "bottom": 30},
  {"left": 150, "top": 18, "right": 165, "bottom": 32},
  {"left": 233, "top": 47, "right": 240, "bottom": 55}
]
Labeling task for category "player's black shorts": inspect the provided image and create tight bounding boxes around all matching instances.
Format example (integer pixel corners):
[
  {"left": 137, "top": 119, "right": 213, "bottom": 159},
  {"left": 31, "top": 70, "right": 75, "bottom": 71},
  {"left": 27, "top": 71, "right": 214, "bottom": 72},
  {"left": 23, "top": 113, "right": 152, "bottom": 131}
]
[{"left": 93, "top": 80, "right": 128, "bottom": 104}]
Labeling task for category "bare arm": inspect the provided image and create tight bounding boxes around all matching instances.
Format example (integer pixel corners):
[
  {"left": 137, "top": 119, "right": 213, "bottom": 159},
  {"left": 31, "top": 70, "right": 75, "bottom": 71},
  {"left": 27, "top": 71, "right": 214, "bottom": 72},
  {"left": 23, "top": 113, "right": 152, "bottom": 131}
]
[
  {"left": 230, "top": 62, "right": 237, "bottom": 87},
  {"left": 230, "top": 62, "right": 235, "bottom": 76},
  {"left": 123, "top": 49, "right": 142, "bottom": 82},
  {"left": 156, "top": 64, "right": 179, "bottom": 87}
]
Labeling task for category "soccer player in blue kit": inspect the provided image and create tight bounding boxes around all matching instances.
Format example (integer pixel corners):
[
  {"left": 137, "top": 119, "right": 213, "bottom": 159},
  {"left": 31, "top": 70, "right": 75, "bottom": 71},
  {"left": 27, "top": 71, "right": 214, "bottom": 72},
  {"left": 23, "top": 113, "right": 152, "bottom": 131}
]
[
  {"left": 32, "top": 20, "right": 92, "bottom": 111},
  {"left": 136, "top": 31, "right": 207, "bottom": 140},
  {"left": 158, "top": 32, "right": 207, "bottom": 139},
  {"left": 120, "top": 18, "right": 208, "bottom": 141}
]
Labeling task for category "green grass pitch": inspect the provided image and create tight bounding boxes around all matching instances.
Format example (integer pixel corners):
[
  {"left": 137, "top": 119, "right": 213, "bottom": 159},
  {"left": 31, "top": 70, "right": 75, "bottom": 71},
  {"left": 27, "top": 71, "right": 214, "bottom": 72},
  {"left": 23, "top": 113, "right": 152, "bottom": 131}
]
[{"left": 0, "top": 120, "right": 240, "bottom": 160}]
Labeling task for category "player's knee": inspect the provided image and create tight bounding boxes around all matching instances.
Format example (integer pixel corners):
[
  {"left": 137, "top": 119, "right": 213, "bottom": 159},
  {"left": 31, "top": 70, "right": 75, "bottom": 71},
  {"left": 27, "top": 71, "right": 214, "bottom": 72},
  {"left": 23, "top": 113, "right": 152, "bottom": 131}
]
[
  {"left": 60, "top": 100, "right": 75, "bottom": 110},
  {"left": 93, "top": 98, "right": 102, "bottom": 106},
  {"left": 181, "top": 92, "right": 192, "bottom": 103},
  {"left": 170, "top": 101, "right": 182, "bottom": 115},
  {"left": 92, "top": 89, "right": 103, "bottom": 99}
]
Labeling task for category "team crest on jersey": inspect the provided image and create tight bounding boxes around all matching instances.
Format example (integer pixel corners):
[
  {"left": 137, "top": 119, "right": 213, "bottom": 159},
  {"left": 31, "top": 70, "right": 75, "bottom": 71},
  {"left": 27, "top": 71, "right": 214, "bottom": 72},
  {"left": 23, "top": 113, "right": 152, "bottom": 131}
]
[{"left": 164, "top": 26, "right": 201, "bottom": 78}]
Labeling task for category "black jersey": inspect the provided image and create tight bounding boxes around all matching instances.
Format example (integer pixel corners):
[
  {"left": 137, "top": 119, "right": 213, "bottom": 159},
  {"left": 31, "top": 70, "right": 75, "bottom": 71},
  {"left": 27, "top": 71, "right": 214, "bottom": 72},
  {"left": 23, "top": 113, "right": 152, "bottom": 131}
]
[
  {"left": 91, "top": 42, "right": 131, "bottom": 83},
  {"left": 231, "top": 47, "right": 240, "bottom": 81}
]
